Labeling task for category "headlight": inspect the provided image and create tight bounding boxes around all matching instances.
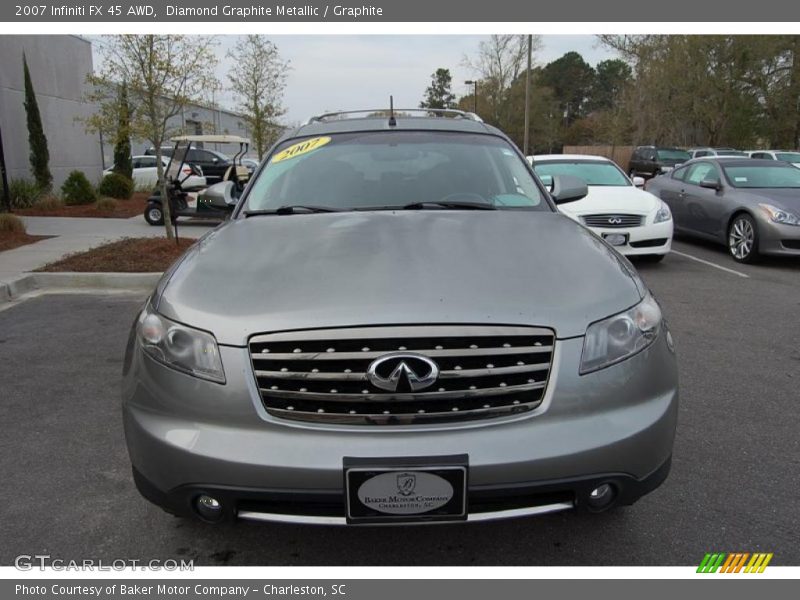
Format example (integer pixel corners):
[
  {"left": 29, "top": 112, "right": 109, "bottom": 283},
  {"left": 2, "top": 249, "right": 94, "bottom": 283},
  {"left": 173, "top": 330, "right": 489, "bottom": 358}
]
[
  {"left": 653, "top": 201, "right": 672, "bottom": 223},
  {"left": 759, "top": 203, "right": 800, "bottom": 226},
  {"left": 136, "top": 305, "right": 225, "bottom": 383},
  {"left": 659, "top": 165, "right": 673, "bottom": 173},
  {"left": 580, "top": 293, "right": 662, "bottom": 374}
]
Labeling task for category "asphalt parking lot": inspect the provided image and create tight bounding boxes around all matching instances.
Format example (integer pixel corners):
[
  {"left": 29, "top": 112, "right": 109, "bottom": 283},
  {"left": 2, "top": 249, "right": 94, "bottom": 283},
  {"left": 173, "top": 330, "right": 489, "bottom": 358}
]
[{"left": 1, "top": 236, "right": 798, "bottom": 567}]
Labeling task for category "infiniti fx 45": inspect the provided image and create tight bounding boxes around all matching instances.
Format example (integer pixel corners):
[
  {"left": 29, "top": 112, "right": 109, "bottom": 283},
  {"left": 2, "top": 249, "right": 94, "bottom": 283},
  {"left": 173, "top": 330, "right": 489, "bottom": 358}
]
[{"left": 122, "top": 110, "right": 679, "bottom": 525}]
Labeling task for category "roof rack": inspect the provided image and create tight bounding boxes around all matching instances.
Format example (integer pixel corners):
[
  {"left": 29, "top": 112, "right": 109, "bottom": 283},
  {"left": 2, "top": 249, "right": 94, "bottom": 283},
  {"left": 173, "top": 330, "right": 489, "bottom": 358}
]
[{"left": 301, "top": 108, "right": 484, "bottom": 126}]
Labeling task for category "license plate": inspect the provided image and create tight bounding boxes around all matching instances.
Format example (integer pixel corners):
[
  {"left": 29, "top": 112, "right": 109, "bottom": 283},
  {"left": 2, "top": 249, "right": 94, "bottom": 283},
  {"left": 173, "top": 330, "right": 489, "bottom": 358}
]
[
  {"left": 344, "top": 455, "right": 468, "bottom": 524},
  {"left": 603, "top": 233, "right": 628, "bottom": 246}
]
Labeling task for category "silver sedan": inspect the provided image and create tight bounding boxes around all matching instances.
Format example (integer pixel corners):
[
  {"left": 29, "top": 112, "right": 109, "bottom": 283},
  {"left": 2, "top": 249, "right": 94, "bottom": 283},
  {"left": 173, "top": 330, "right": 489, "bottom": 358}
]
[{"left": 646, "top": 157, "right": 800, "bottom": 263}]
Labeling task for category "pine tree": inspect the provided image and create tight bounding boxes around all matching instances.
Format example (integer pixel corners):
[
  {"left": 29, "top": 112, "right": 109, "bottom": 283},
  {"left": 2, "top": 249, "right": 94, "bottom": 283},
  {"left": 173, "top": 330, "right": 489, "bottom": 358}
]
[
  {"left": 23, "top": 54, "right": 52, "bottom": 191},
  {"left": 112, "top": 82, "right": 133, "bottom": 179},
  {"left": 420, "top": 69, "right": 457, "bottom": 110}
]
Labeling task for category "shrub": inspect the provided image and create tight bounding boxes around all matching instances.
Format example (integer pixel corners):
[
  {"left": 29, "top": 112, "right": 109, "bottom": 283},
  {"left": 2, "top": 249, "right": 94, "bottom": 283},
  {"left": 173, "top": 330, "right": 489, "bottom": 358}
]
[
  {"left": 34, "top": 194, "right": 64, "bottom": 211},
  {"left": 61, "top": 170, "right": 96, "bottom": 205},
  {"left": 97, "top": 172, "right": 134, "bottom": 200},
  {"left": 0, "top": 213, "right": 26, "bottom": 234},
  {"left": 6, "top": 178, "right": 41, "bottom": 208},
  {"left": 95, "top": 197, "right": 118, "bottom": 213}
]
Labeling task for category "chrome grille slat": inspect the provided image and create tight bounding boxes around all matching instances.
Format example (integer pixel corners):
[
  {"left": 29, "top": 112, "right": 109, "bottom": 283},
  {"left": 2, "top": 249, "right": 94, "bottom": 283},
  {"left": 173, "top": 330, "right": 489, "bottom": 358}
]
[
  {"left": 259, "top": 381, "right": 545, "bottom": 403},
  {"left": 582, "top": 213, "right": 643, "bottom": 228},
  {"left": 253, "top": 345, "right": 553, "bottom": 361},
  {"left": 249, "top": 325, "right": 555, "bottom": 425},
  {"left": 255, "top": 362, "right": 550, "bottom": 382}
]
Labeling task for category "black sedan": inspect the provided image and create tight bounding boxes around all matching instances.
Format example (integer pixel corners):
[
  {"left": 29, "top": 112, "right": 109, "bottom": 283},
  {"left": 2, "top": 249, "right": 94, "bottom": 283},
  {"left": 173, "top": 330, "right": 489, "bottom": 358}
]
[{"left": 645, "top": 158, "right": 800, "bottom": 263}]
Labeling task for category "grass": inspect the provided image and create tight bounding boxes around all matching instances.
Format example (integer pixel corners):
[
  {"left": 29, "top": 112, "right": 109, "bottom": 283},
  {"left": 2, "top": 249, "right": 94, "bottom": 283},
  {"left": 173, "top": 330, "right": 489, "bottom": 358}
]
[
  {"left": 36, "top": 237, "right": 195, "bottom": 272},
  {"left": 16, "top": 191, "right": 149, "bottom": 219}
]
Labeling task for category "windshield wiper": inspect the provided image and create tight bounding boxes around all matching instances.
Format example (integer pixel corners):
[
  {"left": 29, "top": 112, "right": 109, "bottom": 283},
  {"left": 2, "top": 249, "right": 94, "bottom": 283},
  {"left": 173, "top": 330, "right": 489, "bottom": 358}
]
[
  {"left": 244, "top": 205, "right": 344, "bottom": 217},
  {"left": 400, "top": 201, "right": 497, "bottom": 211}
]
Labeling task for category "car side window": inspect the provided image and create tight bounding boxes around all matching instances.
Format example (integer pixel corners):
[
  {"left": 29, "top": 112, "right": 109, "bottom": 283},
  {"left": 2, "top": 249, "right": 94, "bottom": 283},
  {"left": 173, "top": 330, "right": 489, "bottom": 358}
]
[
  {"left": 139, "top": 157, "right": 156, "bottom": 168},
  {"left": 672, "top": 165, "right": 690, "bottom": 181},
  {"left": 694, "top": 151, "right": 709, "bottom": 158},
  {"left": 685, "top": 162, "right": 719, "bottom": 186}
]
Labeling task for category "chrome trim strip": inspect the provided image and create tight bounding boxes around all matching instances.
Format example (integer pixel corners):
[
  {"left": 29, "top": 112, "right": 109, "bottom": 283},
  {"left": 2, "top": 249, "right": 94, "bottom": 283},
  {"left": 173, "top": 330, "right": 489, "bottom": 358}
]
[
  {"left": 259, "top": 381, "right": 546, "bottom": 403},
  {"left": 237, "top": 501, "right": 573, "bottom": 526},
  {"left": 253, "top": 345, "right": 553, "bottom": 361},
  {"left": 255, "top": 363, "right": 549, "bottom": 382},
  {"left": 250, "top": 325, "right": 554, "bottom": 344}
]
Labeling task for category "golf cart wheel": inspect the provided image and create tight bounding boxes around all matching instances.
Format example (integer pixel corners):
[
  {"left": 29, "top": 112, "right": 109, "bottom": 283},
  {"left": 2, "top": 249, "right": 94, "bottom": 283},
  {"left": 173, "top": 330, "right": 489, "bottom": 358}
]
[
  {"left": 145, "top": 204, "right": 164, "bottom": 226},
  {"left": 728, "top": 213, "right": 760, "bottom": 264}
]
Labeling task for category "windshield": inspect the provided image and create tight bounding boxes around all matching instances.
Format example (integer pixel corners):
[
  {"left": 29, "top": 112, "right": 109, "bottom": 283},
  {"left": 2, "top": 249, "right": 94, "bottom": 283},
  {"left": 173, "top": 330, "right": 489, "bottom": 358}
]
[
  {"left": 244, "top": 131, "right": 547, "bottom": 211},
  {"left": 776, "top": 152, "right": 800, "bottom": 163},
  {"left": 723, "top": 164, "right": 800, "bottom": 188},
  {"left": 657, "top": 149, "right": 690, "bottom": 161},
  {"left": 533, "top": 160, "right": 629, "bottom": 187}
]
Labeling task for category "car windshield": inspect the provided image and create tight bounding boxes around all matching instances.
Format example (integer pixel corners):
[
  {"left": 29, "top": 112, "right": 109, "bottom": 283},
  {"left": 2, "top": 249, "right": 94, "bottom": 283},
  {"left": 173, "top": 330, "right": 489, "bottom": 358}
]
[
  {"left": 716, "top": 150, "right": 747, "bottom": 156},
  {"left": 723, "top": 164, "right": 800, "bottom": 188},
  {"left": 244, "top": 131, "right": 547, "bottom": 211},
  {"left": 657, "top": 149, "right": 690, "bottom": 161},
  {"left": 533, "top": 160, "right": 630, "bottom": 187},
  {"left": 776, "top": 152, "right": 800, "bottom": 162}
]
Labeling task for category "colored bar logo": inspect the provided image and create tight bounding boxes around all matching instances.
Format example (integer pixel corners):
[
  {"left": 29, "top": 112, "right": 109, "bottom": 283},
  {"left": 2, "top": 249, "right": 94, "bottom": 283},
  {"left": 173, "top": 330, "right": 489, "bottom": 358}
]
[{"left": 697, "top": 552, "right": 773, "bottom": 573}]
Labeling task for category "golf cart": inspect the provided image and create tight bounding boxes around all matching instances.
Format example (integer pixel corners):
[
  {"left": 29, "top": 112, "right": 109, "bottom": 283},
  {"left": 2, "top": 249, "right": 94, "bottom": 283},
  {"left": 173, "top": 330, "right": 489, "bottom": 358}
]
[{"left": 144, "top": 134, "right": 251, "bottom": 226}]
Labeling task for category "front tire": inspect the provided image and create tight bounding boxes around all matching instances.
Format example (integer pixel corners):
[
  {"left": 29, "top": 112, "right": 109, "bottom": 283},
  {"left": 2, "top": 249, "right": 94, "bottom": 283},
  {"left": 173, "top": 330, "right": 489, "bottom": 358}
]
[
  {"left": 641, "top": 253, "right": 666, "bottom": 263},
  {"left": 144, "top": 203, "right": 164, "bottom": 226},
  {"left": 728, "top": 213, "right": 760, "bottom": 263}
]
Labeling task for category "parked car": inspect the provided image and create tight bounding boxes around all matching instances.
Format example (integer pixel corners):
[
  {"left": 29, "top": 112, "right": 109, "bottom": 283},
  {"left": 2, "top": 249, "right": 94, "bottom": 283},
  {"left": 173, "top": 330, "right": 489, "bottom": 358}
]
[
  {"left": 687, "top": 147, "right": 747, "bottom": 159},
  {"left": 146, "top": 145, "right": 233, "bottom": 184},
  {"left": 241, "top": 157, "right": 260, "bottom": 174},
  {"left": 628, "top": 146, "right": 691, "bottom": 179},
  {"left": 646, "top": 157, "right": 800, "bottom": 263},
  {"left": 103, "top": 155, "right": 205, "bottom": 190},
  {"left": 123, "top": 108, "right": 678, "bottom": 526},
  {"left": 746, "top": 150, "right": 800, "bottom": 168},
  {"left": 530, "top": 154, "right": 673, "bottom": 261}
]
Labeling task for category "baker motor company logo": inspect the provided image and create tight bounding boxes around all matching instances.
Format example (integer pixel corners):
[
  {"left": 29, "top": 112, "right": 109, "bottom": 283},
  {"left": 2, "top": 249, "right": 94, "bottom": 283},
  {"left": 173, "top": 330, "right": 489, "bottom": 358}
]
[{"left": 697, "top": 552, "right": 773, "bottom": 573}]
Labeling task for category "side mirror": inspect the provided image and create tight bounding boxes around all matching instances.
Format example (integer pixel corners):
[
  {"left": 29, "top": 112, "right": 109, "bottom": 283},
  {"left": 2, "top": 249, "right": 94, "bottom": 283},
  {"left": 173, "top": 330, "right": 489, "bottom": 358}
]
[
  {"left": 201, "top": 181, "right": 237, "bottom": 211},
  {"left": 699, "top": 178, "right": 721, "bottom": 190},
  {"left": 632, "top": 176, "right": 646, "bottom": 188},
  {"left": 551, "top": 174, "right": 588, "bottom": 204}
]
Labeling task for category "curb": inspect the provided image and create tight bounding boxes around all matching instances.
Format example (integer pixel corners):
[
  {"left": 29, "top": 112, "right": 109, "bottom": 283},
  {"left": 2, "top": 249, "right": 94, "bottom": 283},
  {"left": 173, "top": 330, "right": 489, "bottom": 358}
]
[{"left": 0, "top": 272, "right": 162, "bottom": 303}]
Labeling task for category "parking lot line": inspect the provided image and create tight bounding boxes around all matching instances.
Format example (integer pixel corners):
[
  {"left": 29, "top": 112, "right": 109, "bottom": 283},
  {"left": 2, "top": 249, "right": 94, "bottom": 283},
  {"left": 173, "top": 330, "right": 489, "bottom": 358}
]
[{"left": 670, "top": 250, "right": 750, "bottom": 279}]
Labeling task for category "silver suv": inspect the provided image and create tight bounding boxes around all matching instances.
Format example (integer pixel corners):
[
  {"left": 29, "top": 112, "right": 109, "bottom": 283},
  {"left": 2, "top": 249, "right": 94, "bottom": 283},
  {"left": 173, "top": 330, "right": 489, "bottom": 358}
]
[{"left": 122, "top": 109, "right": 678, "bottom": 525}]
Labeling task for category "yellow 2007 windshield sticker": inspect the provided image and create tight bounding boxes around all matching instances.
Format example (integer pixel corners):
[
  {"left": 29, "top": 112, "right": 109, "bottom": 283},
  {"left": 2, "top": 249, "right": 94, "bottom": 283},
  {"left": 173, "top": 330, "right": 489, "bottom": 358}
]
[{"left": 271, "top": 136, "right": 331, "bottom": 163}]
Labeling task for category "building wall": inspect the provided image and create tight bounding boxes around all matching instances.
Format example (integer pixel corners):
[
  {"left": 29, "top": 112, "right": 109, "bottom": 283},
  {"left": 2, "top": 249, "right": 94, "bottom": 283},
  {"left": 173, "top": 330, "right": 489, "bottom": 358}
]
[{"left": 0, "top": 35, "right": 103, "bottom": 188}]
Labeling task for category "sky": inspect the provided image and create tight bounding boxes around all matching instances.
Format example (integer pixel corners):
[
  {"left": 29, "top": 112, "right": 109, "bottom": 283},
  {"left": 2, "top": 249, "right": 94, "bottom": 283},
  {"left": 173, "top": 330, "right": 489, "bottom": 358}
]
[{"left": 92, "top": 35, "right": 616, "bottom": 125}]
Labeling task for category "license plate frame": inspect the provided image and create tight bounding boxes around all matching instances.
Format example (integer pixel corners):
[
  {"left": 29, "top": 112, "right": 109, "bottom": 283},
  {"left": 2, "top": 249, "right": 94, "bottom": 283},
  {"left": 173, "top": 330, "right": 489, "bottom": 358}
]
[{"left": 343, "top": 455, "right": 468, "bottom": 524}]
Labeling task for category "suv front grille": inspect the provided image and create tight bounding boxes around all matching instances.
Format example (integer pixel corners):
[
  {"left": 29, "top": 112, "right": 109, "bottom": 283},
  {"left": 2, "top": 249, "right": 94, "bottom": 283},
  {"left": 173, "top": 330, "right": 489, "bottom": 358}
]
[
  {"left": 248, "top": 325, "right": 555, "bottom": 425},
  {"left": 582, "top": 214, "right": 643, "bottom": 228}
]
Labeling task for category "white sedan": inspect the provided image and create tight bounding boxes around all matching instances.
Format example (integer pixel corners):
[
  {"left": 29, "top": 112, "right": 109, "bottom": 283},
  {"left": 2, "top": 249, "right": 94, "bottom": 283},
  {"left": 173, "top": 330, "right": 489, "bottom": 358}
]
[
  {"left": 529, "top": 154, "right": 673, "bottom": 261},
  {"left": 103, "top": 155, "right": 206, "bottom": 190},
  {"left": 745, "top": 150, "right": 800, "bottom": 168}
]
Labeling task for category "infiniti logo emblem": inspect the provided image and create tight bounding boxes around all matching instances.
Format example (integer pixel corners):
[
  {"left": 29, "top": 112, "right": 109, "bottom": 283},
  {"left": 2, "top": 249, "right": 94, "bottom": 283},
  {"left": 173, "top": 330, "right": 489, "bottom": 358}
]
[
  {"left": 366, "top": 353, "right": 440, "bottom": 393},
  {"left": 608, "top": 217, "right": 623, "bottom": 224}
]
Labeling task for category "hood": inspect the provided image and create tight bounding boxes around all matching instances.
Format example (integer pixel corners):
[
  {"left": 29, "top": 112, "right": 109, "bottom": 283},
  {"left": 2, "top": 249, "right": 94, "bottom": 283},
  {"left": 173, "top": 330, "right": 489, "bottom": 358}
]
[
  {"left": 746, "top": 188, "right": 800, "bottom": 210},
  {"left": 157, "top": 211, "right": 645, "bottom": 345},
  {"left": 557, "top": 185, "right": 661, "bottom": 217}
]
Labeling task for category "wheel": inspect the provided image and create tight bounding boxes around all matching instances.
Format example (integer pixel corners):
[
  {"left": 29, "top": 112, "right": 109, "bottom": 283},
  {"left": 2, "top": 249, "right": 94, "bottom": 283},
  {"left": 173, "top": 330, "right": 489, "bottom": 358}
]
[
  {"left": 144, "top": 203, "right": 164, "bottom": 226},
  {"left": 728, "top": 213, "right": 760, "bottom": 263}
]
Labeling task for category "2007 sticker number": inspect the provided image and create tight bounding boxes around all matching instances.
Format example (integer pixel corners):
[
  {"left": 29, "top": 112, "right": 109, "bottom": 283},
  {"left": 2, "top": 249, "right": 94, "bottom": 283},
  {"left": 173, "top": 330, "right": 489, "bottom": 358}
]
[{"left": 270, "top": 137, "right": 332, "bottom": 164}]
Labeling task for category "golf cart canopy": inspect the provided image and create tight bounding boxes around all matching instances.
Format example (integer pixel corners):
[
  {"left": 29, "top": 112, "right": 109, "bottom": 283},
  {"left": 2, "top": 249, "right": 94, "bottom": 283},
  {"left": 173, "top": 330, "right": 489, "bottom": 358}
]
[{"left": 170, "top": 135, "right": 251, "bottom": 145}]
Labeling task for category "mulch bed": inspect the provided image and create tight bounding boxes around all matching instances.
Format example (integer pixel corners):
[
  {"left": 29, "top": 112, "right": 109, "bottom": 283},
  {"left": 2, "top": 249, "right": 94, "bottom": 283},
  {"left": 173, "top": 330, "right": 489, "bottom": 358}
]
[
  {"left": 16, "top": 192, "right": 149, "bottom": 219},
  {"left": 0, "top": 232, "right": 51, "bottom": 253},
  {"left": 36, "top": 237, "right": 195, "bottom": 273}
]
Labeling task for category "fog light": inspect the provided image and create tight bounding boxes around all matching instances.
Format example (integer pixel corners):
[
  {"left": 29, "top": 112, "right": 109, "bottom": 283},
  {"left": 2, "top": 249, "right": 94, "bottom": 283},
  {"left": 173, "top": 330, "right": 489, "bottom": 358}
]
[
  {"left": 587, "top": 483, "right": 616, "bottom": 509},
  {"left": 196, "top": 495, "right": 223, "bottom": 521}
]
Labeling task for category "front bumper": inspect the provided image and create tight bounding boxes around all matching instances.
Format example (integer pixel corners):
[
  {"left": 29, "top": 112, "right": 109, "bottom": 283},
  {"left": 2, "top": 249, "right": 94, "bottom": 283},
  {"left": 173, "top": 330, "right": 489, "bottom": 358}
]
[
  {"left": 122, "top": 330, "right": 679, "bottom": 525},
  {"left": 584, "top": 219, "right": 674, "bottom": 257},
  {"left": 757, "top": 219, "right": 800, "bottom": 256}
]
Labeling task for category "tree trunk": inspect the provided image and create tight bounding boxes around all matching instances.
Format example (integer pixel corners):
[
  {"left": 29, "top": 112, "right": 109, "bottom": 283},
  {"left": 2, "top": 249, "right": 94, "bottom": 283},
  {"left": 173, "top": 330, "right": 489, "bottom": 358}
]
[{"left": 155, "top": 148, "right": 175, "bottom": 240}]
